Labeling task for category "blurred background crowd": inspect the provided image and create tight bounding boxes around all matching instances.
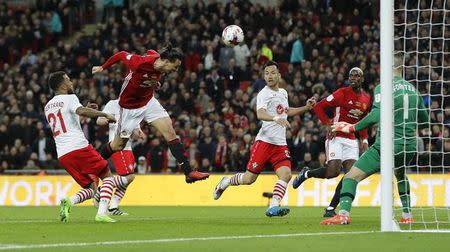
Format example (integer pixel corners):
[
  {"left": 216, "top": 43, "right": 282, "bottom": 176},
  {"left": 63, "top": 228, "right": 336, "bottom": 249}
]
[{"left": 0, "top": 0, "right": 448, "bottom": 174}]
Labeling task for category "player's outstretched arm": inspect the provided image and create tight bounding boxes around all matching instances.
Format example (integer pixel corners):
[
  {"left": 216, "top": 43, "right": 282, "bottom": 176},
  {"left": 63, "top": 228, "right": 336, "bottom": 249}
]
[
  {"left": 93, "top": 51, "right": 138, "bottom": 75},
  {"left": 354, "top": 105, "right": 379, "bottom": 131},
  {"left": 76, "top": 107, "right": 116, "bottom": 123},
  {"left": 333, "top": 108, "right": 379, "bottom": 134},
  {"left": 257, "top": 108, "right": 290, "bottom": 128},
  {"left": 287, "top": 96, "right": 316, "bottom": 117}
]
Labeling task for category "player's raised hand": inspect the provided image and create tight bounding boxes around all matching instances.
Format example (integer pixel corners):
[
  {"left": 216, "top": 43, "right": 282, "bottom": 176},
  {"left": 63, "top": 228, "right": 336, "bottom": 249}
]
[
  {"left": 92, "top": 66, "right": 104, "bottom": 75},
  {"left": 306, "top": 96, "right": 317, "bottom": 109},
  {"left": 331, "top": 122, "right": 355, "bottom": 134},
  {"left": 104, "top": 113, "right": 117, "bottom": 123},
  {"left": 273, "top": 116, "right": 290, "bottom": 128}
]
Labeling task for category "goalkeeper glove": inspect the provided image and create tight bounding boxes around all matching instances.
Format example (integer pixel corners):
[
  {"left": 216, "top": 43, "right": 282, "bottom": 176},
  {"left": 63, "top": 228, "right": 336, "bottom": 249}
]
[{"left": 331, "top": 122, "right": 355, "bottom": 134}]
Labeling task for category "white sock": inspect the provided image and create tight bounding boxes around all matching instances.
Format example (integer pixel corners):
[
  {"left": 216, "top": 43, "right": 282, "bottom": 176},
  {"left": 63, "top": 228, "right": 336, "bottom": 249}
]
[
  {"left": 402, "top": 212, "right": 412, "bottom": 219},
  {"left": 339, "top": 210, "right": 350, "bottom": 216},
  {"left": 109, "top": 196, "right": 120, "bottom": 210},
  {"left": 98, "top": 199, "right": 110, "bottom": 216}
]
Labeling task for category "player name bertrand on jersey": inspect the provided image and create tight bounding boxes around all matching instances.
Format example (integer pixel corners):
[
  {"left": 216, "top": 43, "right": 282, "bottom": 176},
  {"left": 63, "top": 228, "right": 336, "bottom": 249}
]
[{"left": 44, "top": 101, "right": 65, "bottom": 112}]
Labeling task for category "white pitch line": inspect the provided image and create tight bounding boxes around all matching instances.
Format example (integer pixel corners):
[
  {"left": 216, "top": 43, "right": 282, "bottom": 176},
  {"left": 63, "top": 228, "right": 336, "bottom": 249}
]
[
  {"left": 0, "top": 231, "right": 376, "bottom": 250},
  {"left": 0, "top": 216, "right": 213, "bottom": 224}
]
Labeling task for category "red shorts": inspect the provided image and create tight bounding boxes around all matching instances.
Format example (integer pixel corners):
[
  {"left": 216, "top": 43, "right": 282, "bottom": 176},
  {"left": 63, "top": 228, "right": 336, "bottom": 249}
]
[
  {"left": 246, "top": 140, "right": 291, "bottom": 174},
  {"left": 111, "top": 150, "right": 136, "bottom": 175},
  {"left": 59, "top": 145, "right": 109, "bottom": 188}
]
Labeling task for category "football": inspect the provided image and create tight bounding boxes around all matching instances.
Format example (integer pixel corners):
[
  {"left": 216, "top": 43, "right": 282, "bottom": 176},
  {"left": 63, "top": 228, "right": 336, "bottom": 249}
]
[{"left": 222, "top": 25, "right": 244, "bottom": 46}]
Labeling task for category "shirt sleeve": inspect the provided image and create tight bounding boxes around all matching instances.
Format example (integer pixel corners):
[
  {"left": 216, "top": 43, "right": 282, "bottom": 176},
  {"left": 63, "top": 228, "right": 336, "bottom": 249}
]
[
  {"left": 68, "top": 95, "right": 83, "bottom": 114},
  {"left": 357, "top": 94, "right": 371, "bottom": 139},
  {"left": 355, "top": 85, "right": 380, "bottom": 131},
  {"left": 313, "top": 89, "right": 343, "bottom": 125},
  {"left": 102, "top": 51, "right": 142, "bottom": 72},
  {"left": 102, "top": 101, "right": 113, "bottom": 114},
  {"left": 256, "top": 90, "right": 269, "bottom": 110}
]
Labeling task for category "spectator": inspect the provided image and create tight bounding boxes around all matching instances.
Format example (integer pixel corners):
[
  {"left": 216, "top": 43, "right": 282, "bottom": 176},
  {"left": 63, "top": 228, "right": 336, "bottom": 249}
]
[
  {"left": 0, "top": 1, "right": 447, "bottom": 173},
  {"left": 290, "top": 34, "right": 304, "bottom": 66},
  {"left": 136, "top": 156, "right": 148, "bottom": 174},
  {"left": 298, "top": 152, "right": 321, "bottom": 169},
  {"left": 147, "top": 138, "right": 167, "bottom": 173},
  {"left": 233, "top": 42, "right": 251, "bottom": 70},
  {"left": 32, "top": 129, "right": 56, "bottom": 164}
]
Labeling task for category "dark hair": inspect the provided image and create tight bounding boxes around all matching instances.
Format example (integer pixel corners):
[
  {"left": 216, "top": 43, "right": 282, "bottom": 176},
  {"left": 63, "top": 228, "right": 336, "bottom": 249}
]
[
  {"left": 264, "top": 60, "right": 278, "bottom": 69},
  {"left": 159, "top": 43, "right": 183, "bottom": 62},
  {"left": 48, "top": 71, "right": 66, "bottom": 91}
]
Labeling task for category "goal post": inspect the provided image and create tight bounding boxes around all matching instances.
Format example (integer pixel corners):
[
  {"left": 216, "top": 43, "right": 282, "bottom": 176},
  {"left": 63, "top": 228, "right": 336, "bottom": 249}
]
[
  {"left": 381, "top": 0, "right": 450, "bottom": 232},
  {"left": 380, "top": 0, "right": 395, "bottom": 232}
]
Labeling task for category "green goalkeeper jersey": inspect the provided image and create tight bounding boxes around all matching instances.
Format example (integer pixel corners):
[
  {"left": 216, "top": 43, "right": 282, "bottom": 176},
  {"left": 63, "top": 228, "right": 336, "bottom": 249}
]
[{"left": 354, "top": 76, "right": 429, "bottom": 150}]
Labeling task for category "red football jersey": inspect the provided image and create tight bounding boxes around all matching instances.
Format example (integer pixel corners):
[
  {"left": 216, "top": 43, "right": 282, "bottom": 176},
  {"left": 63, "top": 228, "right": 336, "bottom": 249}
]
[
  {"left": 101, "top": 50, "right": 162, "bottom": 109},
  {"left": 314, "top": 86, "right": 371, "bottom": 139}
]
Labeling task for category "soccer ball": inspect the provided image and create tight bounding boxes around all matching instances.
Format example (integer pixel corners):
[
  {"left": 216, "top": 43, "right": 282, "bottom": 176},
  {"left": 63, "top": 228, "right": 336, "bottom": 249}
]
[{"left": 222, "top": 25, "right": 244, "bottom": 46}]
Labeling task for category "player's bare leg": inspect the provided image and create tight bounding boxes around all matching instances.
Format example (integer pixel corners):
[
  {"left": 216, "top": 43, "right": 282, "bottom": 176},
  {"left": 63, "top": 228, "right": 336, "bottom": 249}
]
[
  {"left": 266, "top": 166, "right": 291, "bottom": 217},
  {"left": 213, "top": 171, "right": 257, "bottom": 200},
  {"left": 151, "top": 117, "right": 209, "bottom": 183}
]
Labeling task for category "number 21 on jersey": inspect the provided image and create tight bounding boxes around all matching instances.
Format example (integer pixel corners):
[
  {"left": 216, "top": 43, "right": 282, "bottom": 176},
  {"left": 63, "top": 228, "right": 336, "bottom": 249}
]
[{"left": 47, "top": 109, "right": 67, "bottom": 137}]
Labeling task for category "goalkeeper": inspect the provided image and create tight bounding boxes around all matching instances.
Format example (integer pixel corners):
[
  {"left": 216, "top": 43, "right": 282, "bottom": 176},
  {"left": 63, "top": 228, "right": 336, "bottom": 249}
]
[{"left": 321, "top": 54, "right": 429, "bottom": 225}]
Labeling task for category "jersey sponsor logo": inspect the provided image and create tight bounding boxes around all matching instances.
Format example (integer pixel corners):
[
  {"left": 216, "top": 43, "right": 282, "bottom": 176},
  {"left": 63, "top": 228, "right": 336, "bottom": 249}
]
[
  {"left": 141, "top": 80, "right": 158, "bottom": 88},
  {"left": 126, "top": 54, "right": 132, "bottom": 60},
  {"left": 348, "top": 100, "right": 353, "bottom": 105},
  {"left": 330, "top": 152, "right": 335, "bottom": 158},
  {"left": 326, "top": 94, "right": 334, "bottom": 102},
  {"left": 276, "top": 104, "right": 287, "bottom": 115},
  {"left": 349, "top": 108, "right": 364, "bottom": 118}
]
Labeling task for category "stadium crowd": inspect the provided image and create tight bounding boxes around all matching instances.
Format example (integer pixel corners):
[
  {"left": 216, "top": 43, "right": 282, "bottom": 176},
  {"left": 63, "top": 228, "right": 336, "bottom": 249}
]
[{"left": 0, "top": 0, "right": 448, "bottom": 174}]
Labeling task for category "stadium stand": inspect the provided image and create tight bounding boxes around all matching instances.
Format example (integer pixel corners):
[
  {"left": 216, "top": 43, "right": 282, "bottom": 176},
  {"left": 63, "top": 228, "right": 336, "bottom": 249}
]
[{"left": 0, "top": 0, "right": 448, "bottom": 174}]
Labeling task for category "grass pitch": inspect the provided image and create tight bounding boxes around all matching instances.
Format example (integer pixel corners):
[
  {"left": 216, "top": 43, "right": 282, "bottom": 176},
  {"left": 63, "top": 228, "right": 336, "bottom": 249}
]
[{"left": 0, "top": 206, "right": 449, "bottom": 251}]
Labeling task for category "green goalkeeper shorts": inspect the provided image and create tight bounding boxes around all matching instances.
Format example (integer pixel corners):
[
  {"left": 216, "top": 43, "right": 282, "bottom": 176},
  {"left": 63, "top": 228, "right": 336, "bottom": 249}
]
[{"left": 354, "top": 145, "right": 416, "bottom": 176}]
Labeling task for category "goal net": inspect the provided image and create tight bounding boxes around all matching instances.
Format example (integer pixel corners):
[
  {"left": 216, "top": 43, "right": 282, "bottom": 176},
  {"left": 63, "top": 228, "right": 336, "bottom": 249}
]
[{"left": 389, "top": 0, "right": 450, "bottom": 231}]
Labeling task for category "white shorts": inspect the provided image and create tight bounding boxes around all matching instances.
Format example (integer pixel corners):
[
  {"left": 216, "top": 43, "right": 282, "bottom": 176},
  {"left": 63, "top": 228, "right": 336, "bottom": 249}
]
[
  {"left": 325, "top": 137, "right": 359, "bottom": 162},
  {"left": 117, "top": 97, "right": 169, "bottom": 138}
]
